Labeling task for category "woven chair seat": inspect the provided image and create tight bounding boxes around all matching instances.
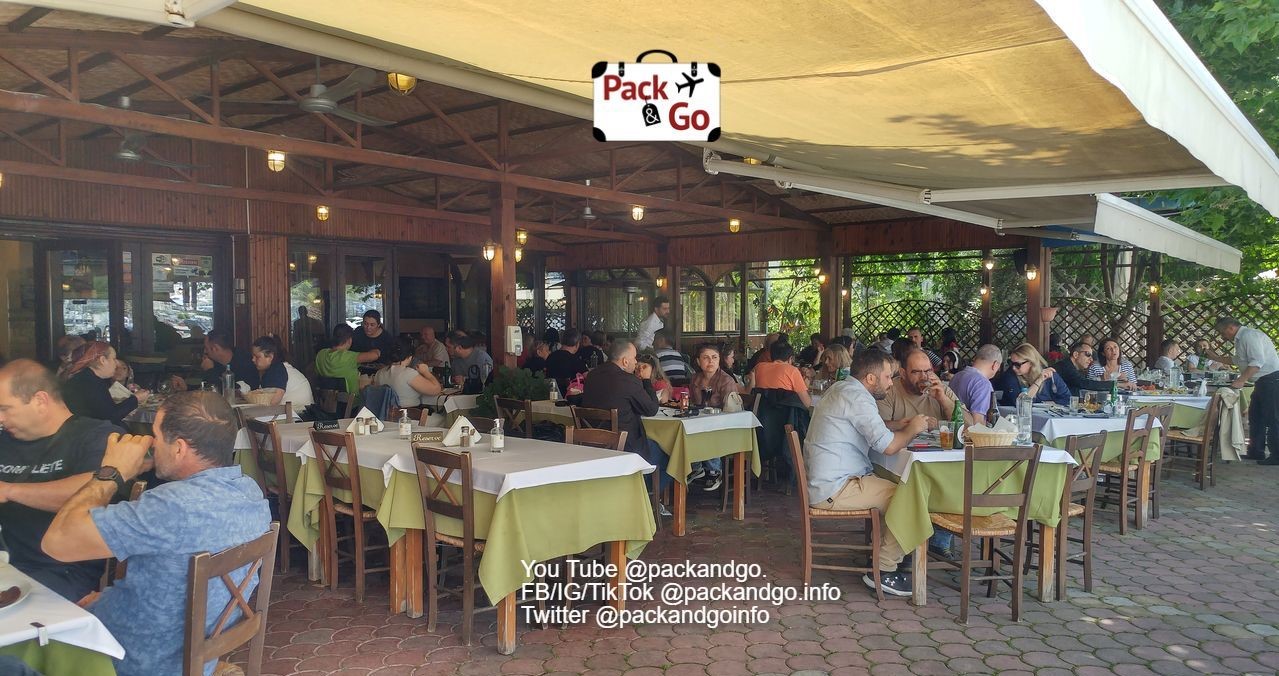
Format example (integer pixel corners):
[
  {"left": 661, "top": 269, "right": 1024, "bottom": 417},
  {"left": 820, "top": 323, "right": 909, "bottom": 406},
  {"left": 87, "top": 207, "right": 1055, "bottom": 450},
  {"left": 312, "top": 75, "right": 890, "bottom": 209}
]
[
  {"left": 213, "top": 660, "right": 244, "bottom": 676},
  {"left": 1066, "top": 503, "right": 1085, "bottom": 518},
  {"left": 437, "top": 533, "right": 486, "bottom": 551},
  {"left": 1166, "top": 430, "right": 1204, "bottom": 444},
  {"left": 808, "top": 506, "right": 874, "bottom": 518},
  {"left": 1098, "top": 462, "right": 1139, "bottom": 476},
  {"left": 929, "top": 511, "right": 1018, "bottom": 537},
  {"left": 333, "top": 502, "right": 378, "bottom": 519}
]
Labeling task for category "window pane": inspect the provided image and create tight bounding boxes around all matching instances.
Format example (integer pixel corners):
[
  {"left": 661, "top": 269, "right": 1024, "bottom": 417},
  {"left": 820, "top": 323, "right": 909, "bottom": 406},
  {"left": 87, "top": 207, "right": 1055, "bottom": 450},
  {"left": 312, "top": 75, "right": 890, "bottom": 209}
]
[
  {"left": 54, "top": 250, "right": 111, "bottom": 343},
  {"left": 290, "top": 250, "right": 330, "bottom": 368},
  {"left": 151, "top": 253, "right": 214, "bottom": 351},
  {"left": 714, "top": 290, "right": 740, "bottom": 333},
  {"left": 345, "top": 256, "right": 386, "bottom": 327},
  {"left": 0, "top": 239, "right": 36, "bottom": 359},
  {"left": 682, "top": 289, "right": 707, "bottom": 333},
  {"left": 545, "top": 272, "right": 566, "bottom": 331}
]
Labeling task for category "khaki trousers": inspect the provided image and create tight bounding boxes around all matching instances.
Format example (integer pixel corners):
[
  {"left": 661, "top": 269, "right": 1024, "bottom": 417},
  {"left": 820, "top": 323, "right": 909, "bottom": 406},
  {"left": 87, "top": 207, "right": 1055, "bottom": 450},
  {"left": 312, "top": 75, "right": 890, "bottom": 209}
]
[{"left": 811, "top": 474, "right": 905, "bottom": 572}]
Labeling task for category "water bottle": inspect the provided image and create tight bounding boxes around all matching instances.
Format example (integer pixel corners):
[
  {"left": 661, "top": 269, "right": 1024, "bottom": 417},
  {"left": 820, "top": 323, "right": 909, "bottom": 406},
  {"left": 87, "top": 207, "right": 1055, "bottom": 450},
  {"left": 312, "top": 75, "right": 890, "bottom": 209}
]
[
  {"left": 490, "top": 418, "right": 504, "bottom": 452},
  {"left": 1016, "top": 388, "right": 1033, "bottom": 445},
  {"left": 221, "top": 368, "right": 236, "bottom": 406},
  {"left": 398, "top": 409, "right": 412, "bottom": 439},
  {"left": 1197, "top": 378, "right": 1208, "bottom": 397},
  {"left": 548, "top": 378, "right": 562, "bottom": 401}
]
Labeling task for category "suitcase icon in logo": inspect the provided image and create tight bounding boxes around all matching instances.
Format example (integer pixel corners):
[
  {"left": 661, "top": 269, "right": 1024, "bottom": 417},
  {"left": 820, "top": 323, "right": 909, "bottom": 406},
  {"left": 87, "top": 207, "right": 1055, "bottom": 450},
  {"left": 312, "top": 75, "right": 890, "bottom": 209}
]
[{"left": 593, "top": 50, "right": 720, "bottom": 142}]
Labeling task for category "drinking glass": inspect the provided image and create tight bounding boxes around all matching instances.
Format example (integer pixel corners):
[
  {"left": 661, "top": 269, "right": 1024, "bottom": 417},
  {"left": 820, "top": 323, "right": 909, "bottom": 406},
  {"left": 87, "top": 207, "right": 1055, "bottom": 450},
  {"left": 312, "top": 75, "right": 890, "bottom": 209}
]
[
  {"left": 1069, "top": 396, "right": 1080, "bottom": 412},
  {"left": 938, "top": 421, "right": 953, "bottom": 449}
]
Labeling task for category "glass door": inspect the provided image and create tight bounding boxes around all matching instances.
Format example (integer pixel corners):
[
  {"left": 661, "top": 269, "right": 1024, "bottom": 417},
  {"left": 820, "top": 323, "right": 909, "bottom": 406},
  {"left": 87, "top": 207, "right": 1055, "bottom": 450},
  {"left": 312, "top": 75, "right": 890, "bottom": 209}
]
[
  {"left": 38, "top": 242, "right": 126, "bottom": 355},
  {"left": 342, "top": 254, "right": 390, "bottom": 329}
]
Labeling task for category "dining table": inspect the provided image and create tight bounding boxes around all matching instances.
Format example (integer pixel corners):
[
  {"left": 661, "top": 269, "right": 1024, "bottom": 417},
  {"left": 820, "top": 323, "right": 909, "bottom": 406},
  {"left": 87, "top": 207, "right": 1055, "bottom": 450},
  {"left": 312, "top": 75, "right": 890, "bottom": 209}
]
[
  {"left": 874, "top": 438, "right": 1077, "bottom": 606},
  {"left": 640, "top": 409, "right": 763, "bottom": 536},
  {"left": 254, "top": 420, "right": 656, "bottom": 654},
  {"left": 0, "top": 563, "right": 124, "bottom": 676}
]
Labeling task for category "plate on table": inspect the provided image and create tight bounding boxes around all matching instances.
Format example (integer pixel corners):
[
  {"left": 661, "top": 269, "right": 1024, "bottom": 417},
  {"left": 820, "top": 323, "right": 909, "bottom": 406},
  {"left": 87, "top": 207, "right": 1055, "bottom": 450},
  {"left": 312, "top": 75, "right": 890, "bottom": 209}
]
[{"left": 0, "top": 581, "right": 31, "bottom": 614}]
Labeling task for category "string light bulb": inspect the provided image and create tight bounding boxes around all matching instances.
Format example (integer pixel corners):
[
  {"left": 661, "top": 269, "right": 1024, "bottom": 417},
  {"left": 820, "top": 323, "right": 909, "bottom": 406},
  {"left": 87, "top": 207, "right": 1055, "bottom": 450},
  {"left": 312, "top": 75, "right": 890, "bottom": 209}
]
[
  {"left": 631, "top": 205, "right": 645, "bottom": 221},
  {"left": 315, "top": 205, "right": 330, "bottom": 221},
  {"left": 265, "top": 150, "right": 285, "bottom": 172},
  {"left": 515, "top": 228, "right": 529, "bottom": 246},
  {"left": 728, "top": 217, "right": 741, "bottom": 233}
]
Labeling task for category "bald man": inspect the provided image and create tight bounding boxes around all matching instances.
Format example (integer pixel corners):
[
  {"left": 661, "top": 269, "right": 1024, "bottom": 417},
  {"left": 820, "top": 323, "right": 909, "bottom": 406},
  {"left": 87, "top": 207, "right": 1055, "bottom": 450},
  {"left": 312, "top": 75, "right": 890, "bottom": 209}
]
[{"left": 0, "top": 359, "right": 117, "bottom": 600}]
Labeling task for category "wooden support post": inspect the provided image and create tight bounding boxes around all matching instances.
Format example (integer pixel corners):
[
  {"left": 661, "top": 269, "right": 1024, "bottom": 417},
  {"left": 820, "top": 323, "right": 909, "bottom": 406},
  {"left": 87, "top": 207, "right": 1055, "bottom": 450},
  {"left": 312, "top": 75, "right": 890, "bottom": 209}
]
[
  {"left": 663, "top": 253, "right": 681, "bottom": 351},
  {"left": 490, "top": 182, "right": 518, "bottom": 367},
  {"left": 1146, "top": 254, "right": 1163, "bottom": 368},
  {"left": 738, "top": 263, "right": 749, "bottom": 352},
  {"left": 819, "top": 253, "right": 839, "bottom": 341},
  {"left": 1025, "top": 241, "right": 1050, "bottom": 352},
  {"left": 980, "top": 248, "right": 993, "bottom": 345}
]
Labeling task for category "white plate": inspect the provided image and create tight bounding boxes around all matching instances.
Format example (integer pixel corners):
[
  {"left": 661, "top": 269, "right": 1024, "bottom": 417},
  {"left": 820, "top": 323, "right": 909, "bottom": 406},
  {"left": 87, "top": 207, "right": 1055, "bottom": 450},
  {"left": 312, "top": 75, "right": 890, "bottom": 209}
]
[{"left": 0, "top": 580, "right": 31, "bottom": 615}]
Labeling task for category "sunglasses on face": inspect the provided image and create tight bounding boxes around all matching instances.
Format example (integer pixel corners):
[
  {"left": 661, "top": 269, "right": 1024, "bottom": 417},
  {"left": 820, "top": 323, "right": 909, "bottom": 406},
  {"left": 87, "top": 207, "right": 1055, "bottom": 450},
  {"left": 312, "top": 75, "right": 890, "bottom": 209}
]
[
  {"left": 1074, "top": 351, "right": 1093, "bottom": 358},
  {"left": 1010, "top": 360, "right": 1027, "bottom": 368}
]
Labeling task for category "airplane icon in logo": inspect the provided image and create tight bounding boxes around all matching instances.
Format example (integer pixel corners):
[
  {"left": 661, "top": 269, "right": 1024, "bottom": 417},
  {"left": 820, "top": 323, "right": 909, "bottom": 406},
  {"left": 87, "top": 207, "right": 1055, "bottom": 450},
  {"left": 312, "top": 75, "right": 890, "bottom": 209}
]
[{"left": 676, "top": 71, "right": 704, "bottom": 97}]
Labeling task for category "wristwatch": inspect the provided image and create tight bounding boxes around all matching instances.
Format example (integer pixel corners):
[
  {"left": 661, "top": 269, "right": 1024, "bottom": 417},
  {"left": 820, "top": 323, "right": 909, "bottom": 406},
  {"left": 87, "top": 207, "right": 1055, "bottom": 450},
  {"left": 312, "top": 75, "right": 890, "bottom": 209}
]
[{"left": 94, "top": 466, "right": 127, "bottom": 494}]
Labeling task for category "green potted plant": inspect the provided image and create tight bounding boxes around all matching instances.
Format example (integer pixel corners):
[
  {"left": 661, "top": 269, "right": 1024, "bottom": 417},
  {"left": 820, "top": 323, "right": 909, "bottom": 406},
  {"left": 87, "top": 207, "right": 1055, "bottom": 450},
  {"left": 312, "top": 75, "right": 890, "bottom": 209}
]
[{"left": 475, "top": 366, "right": 552, "bottom": 417}]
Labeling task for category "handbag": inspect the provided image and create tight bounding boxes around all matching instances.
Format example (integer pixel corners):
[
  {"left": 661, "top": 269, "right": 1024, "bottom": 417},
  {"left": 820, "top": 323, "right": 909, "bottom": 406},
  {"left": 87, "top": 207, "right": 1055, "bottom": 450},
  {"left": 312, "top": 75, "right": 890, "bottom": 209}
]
[{"left": 723, "top": 391, "right": 744, "bottom": 413}]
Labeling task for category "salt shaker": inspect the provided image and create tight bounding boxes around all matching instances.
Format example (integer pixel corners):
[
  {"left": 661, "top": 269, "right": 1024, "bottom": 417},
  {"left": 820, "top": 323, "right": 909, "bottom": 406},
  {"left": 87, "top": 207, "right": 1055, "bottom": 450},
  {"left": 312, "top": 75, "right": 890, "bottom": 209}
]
[{"left": 460, "top": 426, "right": 472, "bottom": 448}]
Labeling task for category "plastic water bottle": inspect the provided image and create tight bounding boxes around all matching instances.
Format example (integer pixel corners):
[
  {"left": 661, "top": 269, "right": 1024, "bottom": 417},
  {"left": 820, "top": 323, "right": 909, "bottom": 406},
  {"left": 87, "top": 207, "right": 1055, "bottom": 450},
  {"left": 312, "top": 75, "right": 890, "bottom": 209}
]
[
  {"left": 1197, "top": 378, "right": 1208, "bottom": 397},
  {"left": 398, "top": 409, "right": 412, "bottom": 439},
  {"left": 1016, "top": 388, "right": 1033, "bottom": 445},
  {"left": 221, "top": 368, "right": 236, "bottom": 407},
  {"left": 548, "top": 378, "right": 562, "bottom": 401},
  {"left": 490, "top": 418, "right": 504, "bottom": 452}
]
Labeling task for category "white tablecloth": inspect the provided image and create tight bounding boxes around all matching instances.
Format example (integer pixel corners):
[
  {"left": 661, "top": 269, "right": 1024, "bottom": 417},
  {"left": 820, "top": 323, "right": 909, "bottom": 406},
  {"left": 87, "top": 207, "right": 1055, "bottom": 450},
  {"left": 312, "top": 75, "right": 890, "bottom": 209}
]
[
  {"left": 0, "top": 564, "right": 124, "bottom": 659},
  {"left": 1129, "top": 395, "right": 1211, "bottom": 409},
  {"left": 1021, "top": 410, "right": 1162, "bottom": 441},
  {"left": 872, "top": 445, "right": 1076, "bottom": 483},
  {"left": 423, "top": 393, "right": 479, "bottom": 413},
  {"left": 643, "top": 410, "right": 762, "bottom": 435},
  {"left": 260, "top": 421, "right": 652, "bottom": 500}
]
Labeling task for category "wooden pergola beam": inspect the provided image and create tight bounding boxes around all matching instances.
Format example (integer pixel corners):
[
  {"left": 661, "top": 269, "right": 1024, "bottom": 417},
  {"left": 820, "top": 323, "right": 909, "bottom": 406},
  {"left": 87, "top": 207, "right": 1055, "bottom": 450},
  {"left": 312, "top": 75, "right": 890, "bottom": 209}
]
[
  {"left": 243, "top": 57, "right": 357, "bottom": 146},
  {"left": 112, "top": 52, "right": 217, "bottom": 125},
  {"left": 0, "top": 90, "right": 823, "bottom": 231},
  {"left": 0, "top": 49, "right": 75, "bottom": 100},
  {"left": 414, "top": 91, "right": 500, "bottom": 170},
  {"left": 1, "top": 28, "right": 304, "bottom": 59},
  {"left": 7, "top": 8, "right": 52, "bottom": 33}
]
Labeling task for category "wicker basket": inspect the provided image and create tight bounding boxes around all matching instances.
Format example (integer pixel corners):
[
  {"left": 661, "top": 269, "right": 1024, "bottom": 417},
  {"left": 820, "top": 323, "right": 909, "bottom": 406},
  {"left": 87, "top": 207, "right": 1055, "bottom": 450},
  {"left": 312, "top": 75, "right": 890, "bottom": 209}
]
[
  {"left": 966, "top": 428, "right": 1018, "bottom": 447},
  {"left": 244, "top": 389, "right": 279, "bottom": 406}
]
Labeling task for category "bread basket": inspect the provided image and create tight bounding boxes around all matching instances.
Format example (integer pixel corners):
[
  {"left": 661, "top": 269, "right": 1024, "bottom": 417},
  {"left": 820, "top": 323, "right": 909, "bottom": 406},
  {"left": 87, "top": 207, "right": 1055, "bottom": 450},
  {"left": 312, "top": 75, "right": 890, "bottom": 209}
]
[
  {"left": 244, "top": 389, "right": 279, "bottom": 406},
  {"left": 965, "top": 428, "right": 1018, "bottom": 447}
]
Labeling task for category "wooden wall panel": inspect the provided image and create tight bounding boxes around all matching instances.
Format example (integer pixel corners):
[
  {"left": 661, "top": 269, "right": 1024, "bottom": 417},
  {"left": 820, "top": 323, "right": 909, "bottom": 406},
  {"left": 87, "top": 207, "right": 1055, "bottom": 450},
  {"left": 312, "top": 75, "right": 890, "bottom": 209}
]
[{"left": 247, "top": 234, "right": 289, "bottom": 347}]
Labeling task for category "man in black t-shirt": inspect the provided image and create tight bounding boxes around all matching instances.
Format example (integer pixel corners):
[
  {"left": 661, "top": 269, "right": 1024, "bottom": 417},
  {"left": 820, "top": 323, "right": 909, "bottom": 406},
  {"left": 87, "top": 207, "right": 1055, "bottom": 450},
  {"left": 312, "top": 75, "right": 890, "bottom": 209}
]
[
  {"left": 0, "top": 360, "right": 115, "bottom": 601},
  {"left": 352, "top": 310, "right": 394, "bottom": 364},
  {"left": 546, "top": 329, "right": 589, "bottom": 393}
]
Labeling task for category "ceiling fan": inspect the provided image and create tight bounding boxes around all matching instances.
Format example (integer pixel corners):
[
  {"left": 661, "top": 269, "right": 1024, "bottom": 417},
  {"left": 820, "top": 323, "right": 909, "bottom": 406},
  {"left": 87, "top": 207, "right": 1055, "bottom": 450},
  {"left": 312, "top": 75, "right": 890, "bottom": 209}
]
[
  {"left": 265, "top": 58, "right": 394, "bottom": 126},
  {"left": 111, "top": 97, "right": 202, "bottom": 170}
]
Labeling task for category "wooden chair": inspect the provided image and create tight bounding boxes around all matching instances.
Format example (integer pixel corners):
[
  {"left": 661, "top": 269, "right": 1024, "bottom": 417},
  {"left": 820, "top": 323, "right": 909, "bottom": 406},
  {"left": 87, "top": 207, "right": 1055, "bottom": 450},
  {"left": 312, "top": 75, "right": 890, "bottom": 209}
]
[
  {"left": 465, "top": 416, "right": 497, "bottom": 435},
  {"left": 243, "top": 418, "right": 304, "bottom": 573},
  {"left": 182, "top": 522, "right": 279, "bottom": 676},
  {"left": 1096, "top": 405, "right": 1165, "bottom": 534},
  {"left": 1164, "top": 393, "right": 1221, "bottom": 490},
  {"left": 493, "top": 397, "right": 534, "bottom": 437},
  {"left": 569, "top": 405, "right": 619, "bottom": 432},
  {"left": 101, "top": 480, "right": 146, "bottom": 588},
  {"left": 785, "top": 426, "right": 883, "bottom": 599},
  {"left": 924, "top": 444, "right": 1043, "bottom": 624},
  {"left": 235, "top": 403, "right": 293, "bottom": 428},
  {"left": 309, "top": 430, "right": 389, "bottom": 604},
  {"left": 722, "top": 390, "right": 761, "bottom": 512},
  {"left": 389, "top": 405, "right": 425, "bottom": 425},
  {"left": 1055, "top": 432, "right": 1108, "bottom": 599},
  {"left": 315, "top": 377, "right": 355, "bottom": 419},
  {"left": 411, "top": 444, "right": 489, "bottom": 645},
  {"left": 1147, "top": 404, "right": 1173, "bottom": 520}
]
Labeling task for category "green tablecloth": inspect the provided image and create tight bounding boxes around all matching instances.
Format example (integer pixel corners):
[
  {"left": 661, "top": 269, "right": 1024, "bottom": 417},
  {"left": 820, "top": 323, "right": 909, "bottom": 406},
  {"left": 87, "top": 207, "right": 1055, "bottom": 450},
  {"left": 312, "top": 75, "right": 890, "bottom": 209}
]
[
  {"left": 1041, "top": 428, "right": 1161, "bottom": 464},
  {"left": 642, "top": 417, "right": 762, "bottom": 483},
  {"left": 0, "top": 639, "right": 116, "bottom": 676},
  {"left": 286, "top": 461, "right": 655, "bottom": 603},
  {"left": 884, "top": 460, "right": 1070, "bottom": 554}
]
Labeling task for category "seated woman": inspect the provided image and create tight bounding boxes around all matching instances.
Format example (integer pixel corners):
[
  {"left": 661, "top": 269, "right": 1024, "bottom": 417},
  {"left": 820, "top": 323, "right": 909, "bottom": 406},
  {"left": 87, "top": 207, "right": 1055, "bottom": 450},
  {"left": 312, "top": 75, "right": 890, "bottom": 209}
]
[
  {"left": 938, "top": 349, "right": 961, "bottom": 381},
  {"left": 249, "top": 335, "right": 314, "bottom": 410},
  {"left": 993, "top": 342, "right": 1071, "bottom": 406},
  {"left": 689, "top": 343, "right": 741, "bottom": 408},
  {"left": 637, "top": 353, "right": 672, "bottom": 404},
  {"left": 1087, "top": 337, "right": 1137, "bottom": 390},
  {"left": 813, "top": 343, "right": 852, "bottom": 381},
  {"left": 61, "top": 341, "right": 149, "bottom": 427},
  {"left": 374, "top": 338, "right": 443, "bottom": 408}
]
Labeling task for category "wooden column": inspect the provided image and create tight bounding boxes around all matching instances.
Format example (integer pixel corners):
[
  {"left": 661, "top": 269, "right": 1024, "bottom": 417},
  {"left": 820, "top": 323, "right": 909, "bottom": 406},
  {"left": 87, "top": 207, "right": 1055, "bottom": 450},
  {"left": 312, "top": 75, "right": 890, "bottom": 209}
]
[
  {"left": 819, "top": 254, "right": 840, "bottom": 341},
  {"left": 1146, "top": 254, "right": 1163, "bottom": 368},
  {"left": 979, "top": 249, "right": 993, "bottom": 345},
  {"left": 665, "top": 261, "right": 682, "bottom": 351},
  {"left": 532, "top": 256, "right": 546, "bottom": 338},
  {"left": 490, "top": 182, "right": 517, "bottom": 367},
  {"left": 738, "top": 262, "right": 749, "bottom": 352},
  {"left": 246, "top": 234, "right": 290, "bottom": 347},
  {"left": 1025, "top": 241, "right": 1051, "bottom": 352}
]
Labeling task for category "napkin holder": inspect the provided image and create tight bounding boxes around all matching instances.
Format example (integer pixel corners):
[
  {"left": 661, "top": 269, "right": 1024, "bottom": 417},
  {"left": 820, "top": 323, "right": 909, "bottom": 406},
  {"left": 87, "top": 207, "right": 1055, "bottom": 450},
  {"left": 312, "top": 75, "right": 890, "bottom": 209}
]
[
  {"left": 346, "top": 407, "right": 385, "bottom": 433},
  {"left": 442, "top": 415, "right": 483, "bottom": 447}
]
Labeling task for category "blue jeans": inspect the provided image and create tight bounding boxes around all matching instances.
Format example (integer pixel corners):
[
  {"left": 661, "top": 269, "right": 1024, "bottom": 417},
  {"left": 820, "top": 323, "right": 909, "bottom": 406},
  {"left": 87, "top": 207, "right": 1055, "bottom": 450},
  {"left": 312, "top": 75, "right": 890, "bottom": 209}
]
[
  {"left": 639, "top": 438, "right": 673, "bottom": 492},
  {"left": 692, "top": 458, "right": 723, "bottom": 474},
  {"left": 23, "top": 563, "right": 99, "bottom": 603},
  {"left": 929, "top": 530, "right": 955, "bottom": 553}
]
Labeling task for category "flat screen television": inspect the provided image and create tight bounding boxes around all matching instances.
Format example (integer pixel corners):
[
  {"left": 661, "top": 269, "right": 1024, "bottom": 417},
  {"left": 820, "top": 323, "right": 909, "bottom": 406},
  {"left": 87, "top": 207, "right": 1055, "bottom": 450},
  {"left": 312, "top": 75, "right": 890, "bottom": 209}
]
[{"left": 398, "top": 276, "right": 448, "bottom": 319}]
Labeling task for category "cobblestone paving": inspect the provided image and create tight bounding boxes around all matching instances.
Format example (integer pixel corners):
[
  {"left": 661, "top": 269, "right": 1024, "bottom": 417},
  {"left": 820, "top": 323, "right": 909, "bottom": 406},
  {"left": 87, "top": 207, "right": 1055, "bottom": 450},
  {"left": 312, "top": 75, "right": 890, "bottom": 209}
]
[{"left": 244, "top": 462, "right": 1279, "bottom": 675}]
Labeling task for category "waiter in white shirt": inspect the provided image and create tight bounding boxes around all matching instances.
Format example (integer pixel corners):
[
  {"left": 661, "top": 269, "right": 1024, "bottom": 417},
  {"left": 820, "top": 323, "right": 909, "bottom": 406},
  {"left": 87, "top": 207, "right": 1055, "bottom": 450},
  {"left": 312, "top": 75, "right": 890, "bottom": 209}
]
[
  {"left": 635, "top": 295, "right": 670, "bottom": 351},
  {"left": 1204, "top": 316, "right": 1279, "bottom": 464}
]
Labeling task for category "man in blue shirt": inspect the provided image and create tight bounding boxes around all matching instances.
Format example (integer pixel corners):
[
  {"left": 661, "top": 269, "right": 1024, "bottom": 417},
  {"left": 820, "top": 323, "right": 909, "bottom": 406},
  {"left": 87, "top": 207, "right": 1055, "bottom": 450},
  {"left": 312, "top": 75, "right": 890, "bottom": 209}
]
[
  {"left": 42, "top": 391, "right": 271, "bottom": 676},
  {"left": 805, "top": 349, "right": 928, "bottom": 597}
]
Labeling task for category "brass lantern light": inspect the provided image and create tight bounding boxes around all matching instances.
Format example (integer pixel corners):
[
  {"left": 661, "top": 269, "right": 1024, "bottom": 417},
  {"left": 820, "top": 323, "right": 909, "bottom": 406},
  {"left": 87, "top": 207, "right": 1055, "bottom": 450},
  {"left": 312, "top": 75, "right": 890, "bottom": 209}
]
[
  {"left": 631, "top": 205, "right": 645, "bottom": 221},
  {"left": 387, "top": 72, "right": 417, "bottom": 95},
  {"left": 728, "top": 217, "right": 741, "bottom": 233},
  {"left": 514, "top": 246, "right": 524, "bottom": 263},
  {"left": 481, "top": 241, "right": 497, "bottom": 261},
  {"left": 1024, "top": 264, "right": 1039, "bottom": 281},
  {"left": 515, "top": 228, "right": 529, "bottom": 246},
  {"left": 315, "top": 205, "right": 330, "bottom": 221},
  {"left": 265, "top": 150, "right": 286, "bottom": 172}
]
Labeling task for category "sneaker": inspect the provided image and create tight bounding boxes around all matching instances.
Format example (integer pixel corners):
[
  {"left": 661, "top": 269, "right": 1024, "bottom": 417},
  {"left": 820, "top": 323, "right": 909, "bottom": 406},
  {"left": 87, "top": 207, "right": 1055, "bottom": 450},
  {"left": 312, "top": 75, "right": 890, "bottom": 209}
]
[
  {"left": 701, "top": 473, "right": 723, "bottom": 492},
  {"left": 687, "top": 467, "right": 707, "bottom": 482},
  {"left": 1261, "top": 455, "right": 1279, "bottom": 466},
  {"left": 863, "top": 572, "right": 912, "bottom": 597},
  {"left": 657, "top": 502, "right": 673, "bottom": 517}
]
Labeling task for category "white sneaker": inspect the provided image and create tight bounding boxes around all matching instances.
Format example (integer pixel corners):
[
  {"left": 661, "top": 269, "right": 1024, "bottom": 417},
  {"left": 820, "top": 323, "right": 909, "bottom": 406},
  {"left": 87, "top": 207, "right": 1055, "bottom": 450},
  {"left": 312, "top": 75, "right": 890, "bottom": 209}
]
[
  {"left": 687, "top": 468, "right": 706, "bottom": 482},
  {"left": 701, "top": 473, "right": 723, "bottom": 492},
  {"left": 657, "top": 502, "right": 673, "bottom": 517}
]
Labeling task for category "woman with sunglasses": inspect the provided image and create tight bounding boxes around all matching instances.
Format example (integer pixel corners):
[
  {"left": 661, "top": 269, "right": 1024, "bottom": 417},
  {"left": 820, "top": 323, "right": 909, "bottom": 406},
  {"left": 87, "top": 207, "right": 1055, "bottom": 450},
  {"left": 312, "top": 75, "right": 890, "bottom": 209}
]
[
  {"left": 993, "top": 342, "right": 1071, "bottom": 406},
  {"left": 1087, "top": 338, "right": 1137, "bottom": 390}
]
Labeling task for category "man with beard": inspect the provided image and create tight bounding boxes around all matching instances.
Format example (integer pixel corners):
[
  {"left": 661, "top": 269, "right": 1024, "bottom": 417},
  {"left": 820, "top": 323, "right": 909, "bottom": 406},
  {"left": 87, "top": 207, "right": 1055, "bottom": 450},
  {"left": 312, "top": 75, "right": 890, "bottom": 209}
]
[
  {"left": 878, "top": 349, "right": 973, "bottom": 430},
  {"left": 804, "top": 349, "right": 928, "bottom": 598}
]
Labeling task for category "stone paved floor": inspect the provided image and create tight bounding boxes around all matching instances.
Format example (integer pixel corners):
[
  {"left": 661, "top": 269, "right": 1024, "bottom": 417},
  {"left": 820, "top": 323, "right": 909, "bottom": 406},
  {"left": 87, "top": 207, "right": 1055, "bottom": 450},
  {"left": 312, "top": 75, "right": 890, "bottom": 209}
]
[{"left": 243, "top": 462, "right": 1279, "bottom": 675}]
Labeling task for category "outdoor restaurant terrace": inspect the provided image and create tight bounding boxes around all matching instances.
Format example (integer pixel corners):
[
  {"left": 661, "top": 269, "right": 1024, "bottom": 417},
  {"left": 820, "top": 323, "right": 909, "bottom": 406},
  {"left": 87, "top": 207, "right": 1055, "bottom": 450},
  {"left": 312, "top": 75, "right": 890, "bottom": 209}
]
[{"left": 0, "top": 1, "right": 1277, "bottom": 675}]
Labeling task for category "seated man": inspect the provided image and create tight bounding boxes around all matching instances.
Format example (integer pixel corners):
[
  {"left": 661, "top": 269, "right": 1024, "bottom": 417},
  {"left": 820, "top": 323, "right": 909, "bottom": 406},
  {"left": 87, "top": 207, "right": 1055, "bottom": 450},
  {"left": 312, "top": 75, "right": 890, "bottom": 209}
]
[
  {"left": 947, "top": 344, "right": 1002, "bottom": 423},
  {"left": 1052, "top": 341, "right": 1111, "bottom": 396},
  {"left": 653, "top": 332, "right": 688, "bottom": 387},
  {"left": 352, "top": 310, "right": 396, "bottom": 364},
  {"left": 0, "top": 360, "right": 115, "bottom": 601},
  {"left": 1153, "top": 338, "right": 1182, "bottom": 374},
  {"left": 413, "top": 326, "right": 450, "bottom": 369},
  {"left": 200, "top": 329, "right": 258, "bottom": 390},
  {"left": 806, "top": 349, "right": 928, "bottom": 597},
  {"left": 42, "top": 391, "right": 272, "bottom": 676},
  {"left": 316, "top": 323, "right": 380, "bottom": 395},
  {"left": 750, "top": 341, "right": 812, "bottom": 408},
  {"left": 448, "top": 330, "right": 495, "bottom": 389},
  {"left": 544, "top": 328, "right": 587, "bottom": 394},
  {"left": 878, "top": 349, "right": 972, "bottom": 430},
  {"left": 580, "top": 339, "right": 672, "bottom": 513}
]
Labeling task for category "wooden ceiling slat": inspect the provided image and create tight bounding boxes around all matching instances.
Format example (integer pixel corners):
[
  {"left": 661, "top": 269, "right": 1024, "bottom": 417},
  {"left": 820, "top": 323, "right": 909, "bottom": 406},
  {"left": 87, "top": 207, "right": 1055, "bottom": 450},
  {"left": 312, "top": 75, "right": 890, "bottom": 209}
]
[{"left": 7, "top": 7, "right": 53, "bottom": 33}]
